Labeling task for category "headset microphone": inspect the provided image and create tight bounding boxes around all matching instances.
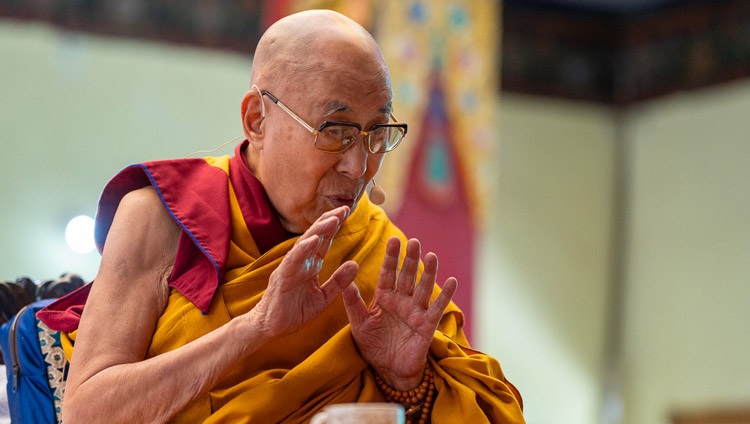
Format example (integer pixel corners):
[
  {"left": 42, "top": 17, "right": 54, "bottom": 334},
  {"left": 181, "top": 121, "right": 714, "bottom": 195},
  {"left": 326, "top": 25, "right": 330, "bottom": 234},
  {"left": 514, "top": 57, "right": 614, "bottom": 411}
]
[{"left": 368, "top": 180, "right": 386, "bottom": 205}]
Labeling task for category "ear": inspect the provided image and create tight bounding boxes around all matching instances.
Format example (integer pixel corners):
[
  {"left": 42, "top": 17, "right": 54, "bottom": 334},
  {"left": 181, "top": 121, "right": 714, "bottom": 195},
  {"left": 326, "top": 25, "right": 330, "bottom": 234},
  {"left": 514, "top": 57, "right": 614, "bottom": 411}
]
[{"left": 241, "top": 89, "right": 265, "bottom": 148}]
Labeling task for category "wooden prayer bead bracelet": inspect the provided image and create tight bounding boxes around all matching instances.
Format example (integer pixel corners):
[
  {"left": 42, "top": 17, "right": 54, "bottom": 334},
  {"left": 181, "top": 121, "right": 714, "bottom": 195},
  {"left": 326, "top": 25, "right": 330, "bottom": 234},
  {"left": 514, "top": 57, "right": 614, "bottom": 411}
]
[{"left": 374, "top": 362, "right": 436, "bottom": 424}]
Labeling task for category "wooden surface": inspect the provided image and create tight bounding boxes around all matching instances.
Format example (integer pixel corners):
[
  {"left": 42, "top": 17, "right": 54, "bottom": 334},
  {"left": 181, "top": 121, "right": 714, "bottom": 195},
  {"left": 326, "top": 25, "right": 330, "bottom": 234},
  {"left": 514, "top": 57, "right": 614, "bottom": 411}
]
[{"left": 672, "top": 406, "right": 750, "bottom": 424}]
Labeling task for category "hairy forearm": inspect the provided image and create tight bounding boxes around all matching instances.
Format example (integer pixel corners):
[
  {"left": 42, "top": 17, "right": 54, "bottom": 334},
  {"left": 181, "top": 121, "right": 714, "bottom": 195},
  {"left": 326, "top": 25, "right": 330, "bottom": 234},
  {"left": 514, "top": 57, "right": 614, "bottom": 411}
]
[{"left": 62, "top": 315, "right": 269, "bottom": 424}]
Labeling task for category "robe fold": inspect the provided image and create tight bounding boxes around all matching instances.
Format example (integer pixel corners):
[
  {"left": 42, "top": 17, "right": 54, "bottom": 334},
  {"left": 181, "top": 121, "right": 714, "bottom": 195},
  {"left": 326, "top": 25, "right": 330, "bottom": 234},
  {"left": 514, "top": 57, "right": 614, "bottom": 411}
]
[{"left": 38, "top": 141, "right": 524, "bottom": 423}]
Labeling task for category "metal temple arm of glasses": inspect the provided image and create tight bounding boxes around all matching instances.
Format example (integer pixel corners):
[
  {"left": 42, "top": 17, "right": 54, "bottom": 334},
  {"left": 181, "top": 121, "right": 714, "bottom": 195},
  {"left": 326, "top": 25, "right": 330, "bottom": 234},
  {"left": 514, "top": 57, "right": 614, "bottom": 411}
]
[{"left": 261, "top": 90, "right": 316, "bottom": 134}]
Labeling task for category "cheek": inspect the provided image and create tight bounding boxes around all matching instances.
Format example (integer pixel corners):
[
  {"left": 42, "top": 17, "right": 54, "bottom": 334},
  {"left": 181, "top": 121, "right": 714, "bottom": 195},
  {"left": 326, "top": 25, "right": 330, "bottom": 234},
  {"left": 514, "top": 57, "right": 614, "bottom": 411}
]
[
  {"left": 274, "top": 152, "right": 334, "bottom": 204},
  {"left": 265, "top": 130, "right": 316, "bottom": 185},
  {"left": 367, "top": 154, "right": 385, "bottom": 177}
]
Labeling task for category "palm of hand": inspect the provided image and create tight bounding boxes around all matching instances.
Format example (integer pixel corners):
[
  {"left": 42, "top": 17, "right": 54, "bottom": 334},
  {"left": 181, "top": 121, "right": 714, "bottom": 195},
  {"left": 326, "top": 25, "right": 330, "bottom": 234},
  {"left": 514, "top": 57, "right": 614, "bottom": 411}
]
[
  {"left": 343, "top": 237, "right": 458, "bottom": 389},
  {"left": 260, "top": 265, "right": 329, "bottom": 336},
  {"left": 251, "top": 207, "right": 358, "bottom": 339},
  {"left": 351, "top": 287, "right": 436, "bottom": 378}
]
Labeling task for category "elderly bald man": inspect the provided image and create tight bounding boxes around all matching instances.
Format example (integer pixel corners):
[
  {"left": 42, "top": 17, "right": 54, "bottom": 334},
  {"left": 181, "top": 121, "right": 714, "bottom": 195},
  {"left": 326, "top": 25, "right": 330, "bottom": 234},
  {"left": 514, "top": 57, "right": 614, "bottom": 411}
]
[{"left": 43, "top": 9, "right": 524, "bottom": 424}]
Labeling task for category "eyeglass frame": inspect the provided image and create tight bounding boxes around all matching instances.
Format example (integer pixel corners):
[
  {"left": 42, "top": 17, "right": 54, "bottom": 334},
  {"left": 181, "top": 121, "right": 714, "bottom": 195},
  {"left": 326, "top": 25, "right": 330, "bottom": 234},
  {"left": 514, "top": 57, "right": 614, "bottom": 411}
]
[{"left": 257, "top": 88, "right": 408, "bottom": 154}]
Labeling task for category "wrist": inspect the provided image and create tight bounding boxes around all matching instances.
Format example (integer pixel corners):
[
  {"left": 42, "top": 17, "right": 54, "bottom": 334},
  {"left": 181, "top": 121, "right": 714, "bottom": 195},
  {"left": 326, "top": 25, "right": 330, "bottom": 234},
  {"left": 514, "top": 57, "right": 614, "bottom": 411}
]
[
  {"left": 375, "top": 365, "right": 424, "bottom": 392},
  {"left": 383, "top": 375, "right": 422, "bottom": 392},
  {"left": 374, "top": 362, "right": 437, "bottom": 424},
  {"left": 234, "top": 309, "right": 273, "bottom": 352}
]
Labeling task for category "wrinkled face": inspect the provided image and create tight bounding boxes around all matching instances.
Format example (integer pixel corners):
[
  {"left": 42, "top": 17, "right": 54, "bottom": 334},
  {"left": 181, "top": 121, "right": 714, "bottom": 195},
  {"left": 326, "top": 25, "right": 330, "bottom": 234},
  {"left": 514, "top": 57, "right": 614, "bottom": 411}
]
[{"left": 251, "top": 65, "right": 392, "bottom": 234}]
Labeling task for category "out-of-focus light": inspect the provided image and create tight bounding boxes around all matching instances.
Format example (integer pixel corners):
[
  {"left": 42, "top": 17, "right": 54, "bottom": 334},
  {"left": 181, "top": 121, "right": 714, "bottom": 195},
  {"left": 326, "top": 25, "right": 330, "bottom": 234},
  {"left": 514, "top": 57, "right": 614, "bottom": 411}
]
[{"left": 65, "top": 215, "right": 95, "bottom": 254}]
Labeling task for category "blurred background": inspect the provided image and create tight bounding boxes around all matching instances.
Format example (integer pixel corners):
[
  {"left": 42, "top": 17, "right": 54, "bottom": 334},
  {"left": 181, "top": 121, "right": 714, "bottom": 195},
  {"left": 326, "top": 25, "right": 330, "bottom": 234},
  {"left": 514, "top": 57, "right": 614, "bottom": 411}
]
[{"left": 1, "top": 0, "right": 748, "bottom": 423}]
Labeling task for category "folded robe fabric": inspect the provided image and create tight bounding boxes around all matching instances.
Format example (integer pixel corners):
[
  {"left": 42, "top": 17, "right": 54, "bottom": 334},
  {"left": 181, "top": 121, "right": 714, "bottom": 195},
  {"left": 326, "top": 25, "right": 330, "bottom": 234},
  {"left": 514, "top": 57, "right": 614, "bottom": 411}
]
[{"left": 38, "top": 141, "right": 524, "bottom": 423}]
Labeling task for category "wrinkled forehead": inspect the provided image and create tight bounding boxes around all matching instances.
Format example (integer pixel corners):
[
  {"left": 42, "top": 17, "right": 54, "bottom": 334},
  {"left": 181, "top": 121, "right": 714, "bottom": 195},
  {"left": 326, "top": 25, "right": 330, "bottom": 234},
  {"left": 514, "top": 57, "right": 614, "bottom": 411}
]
[
  {"left": 275, "top": 42, "right": 393, "bottom": 114},
  {"left": 318, "top": 96, "right": 393, "bottom": 117},
  {"left": 299, "top": 63, "right": 393, "bottom": 121}
]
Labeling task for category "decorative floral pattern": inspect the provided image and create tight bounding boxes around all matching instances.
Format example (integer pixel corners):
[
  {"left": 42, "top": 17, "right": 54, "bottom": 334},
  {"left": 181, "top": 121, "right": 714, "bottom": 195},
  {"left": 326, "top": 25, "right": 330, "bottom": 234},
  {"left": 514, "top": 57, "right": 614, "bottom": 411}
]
[{"left": 36, "top": 319, "right": 66, "bottom": 424}]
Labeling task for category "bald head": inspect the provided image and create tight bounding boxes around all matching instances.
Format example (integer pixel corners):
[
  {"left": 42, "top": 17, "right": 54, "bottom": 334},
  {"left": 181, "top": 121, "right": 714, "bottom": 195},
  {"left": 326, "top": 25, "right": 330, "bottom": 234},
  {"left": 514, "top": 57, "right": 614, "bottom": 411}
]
[{"left": 250, "top": 9, "right": 390, "bottom": 95}]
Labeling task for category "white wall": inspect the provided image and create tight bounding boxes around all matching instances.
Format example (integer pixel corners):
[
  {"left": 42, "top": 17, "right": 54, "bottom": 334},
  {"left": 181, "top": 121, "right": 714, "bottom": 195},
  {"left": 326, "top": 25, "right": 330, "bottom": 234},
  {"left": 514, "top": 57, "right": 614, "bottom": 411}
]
[
  {"left": 621, "top": 83, "right": 750, "bottom": 424},
  {"left": 476, "top": 95, "right": 616, "bottom": 424},
  {"left": 0, "top": 20, "right": 252, "bottom": 281},
  {"left": 478, "top": 82, "right": 750, "bottom": 424}
]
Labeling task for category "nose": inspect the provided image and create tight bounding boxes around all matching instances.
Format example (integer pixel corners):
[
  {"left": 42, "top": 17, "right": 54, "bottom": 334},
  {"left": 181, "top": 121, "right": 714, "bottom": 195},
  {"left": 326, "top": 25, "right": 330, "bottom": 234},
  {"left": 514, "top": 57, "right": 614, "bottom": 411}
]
[{"left": 335, "top": 136, "right": 369, "bottom": 179}]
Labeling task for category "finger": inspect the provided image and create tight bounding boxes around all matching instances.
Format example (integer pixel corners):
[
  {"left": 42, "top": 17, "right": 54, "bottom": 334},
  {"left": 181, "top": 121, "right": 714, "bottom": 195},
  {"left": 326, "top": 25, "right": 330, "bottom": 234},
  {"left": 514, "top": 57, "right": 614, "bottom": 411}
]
[
  {"left": 313, "top": 206, "right": 349, "bottom": 235},
  {"left": 297, "top": 206, "right": 348, "bottom": 245},
  {"left": 279, "top": 234, "right": 321, "bottom": 277},
  {"left": 320, "top": 261, "right": 359, "bottom": 304},
  {"left": 300, "top": 215, "right": 340, "bottom": 245},
  {"left": 314, "top": 205, "right": 350, "bottom": 225},
  {"left": 293, "top": 215, "right": 344, "bottom": 274},
  {"left": 395, "top": 239, "right": 421, "bottom": 295},
  {"left": 377, "top": 237, "right": 401, "bottom": 291},
  {"left": 414, "top": 252, "right": 438, "bottom": 309},
  {"left": 313, "top": 221, "right": 339, "bottom": 261},
  {"left": 342, "top": 281, "right": 369, "bottom": 328},
  {"left": 310, "top": 206, "right": 351, "bottom": 256},
  {"left": 427, "top": 277, "right": 458, "bottom": 322}
]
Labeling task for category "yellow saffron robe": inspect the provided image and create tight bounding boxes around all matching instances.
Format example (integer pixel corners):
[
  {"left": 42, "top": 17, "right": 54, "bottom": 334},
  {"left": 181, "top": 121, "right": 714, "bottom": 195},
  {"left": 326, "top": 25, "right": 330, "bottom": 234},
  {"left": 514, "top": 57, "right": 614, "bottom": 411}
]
[{"left": 54, "top": 149, "right": 524, "bottom": 423}]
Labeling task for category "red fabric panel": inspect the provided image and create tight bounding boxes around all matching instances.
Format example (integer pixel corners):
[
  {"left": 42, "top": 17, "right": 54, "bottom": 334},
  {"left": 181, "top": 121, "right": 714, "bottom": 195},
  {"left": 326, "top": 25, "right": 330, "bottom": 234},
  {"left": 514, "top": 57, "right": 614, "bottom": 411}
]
[
  {"left": 145, "top": 159, "right": 231, "bottom": 313},
  {"left": 35, "top": 283, "right": 91, "bottom": 333},
  {"left": 394, "top": 74, "right": 475, "bottom": 341},
  {"left": 230, "top": 142, "right": 291, "bottom": 252}
]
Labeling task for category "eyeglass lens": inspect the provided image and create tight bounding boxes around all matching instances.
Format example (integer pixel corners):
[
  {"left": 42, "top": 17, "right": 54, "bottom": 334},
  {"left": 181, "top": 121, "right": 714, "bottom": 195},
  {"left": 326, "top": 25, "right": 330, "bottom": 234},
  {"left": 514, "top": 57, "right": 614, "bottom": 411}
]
[{"left": 316, "top": 125, "right": 405, "bottom": 153}]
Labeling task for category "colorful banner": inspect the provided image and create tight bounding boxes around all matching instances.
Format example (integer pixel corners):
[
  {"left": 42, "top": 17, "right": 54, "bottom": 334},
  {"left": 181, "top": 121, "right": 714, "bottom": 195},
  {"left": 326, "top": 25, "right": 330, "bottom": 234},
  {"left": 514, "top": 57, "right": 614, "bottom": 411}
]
[{"left": 375, "top": 1, "right": 501, "bottom": 341}]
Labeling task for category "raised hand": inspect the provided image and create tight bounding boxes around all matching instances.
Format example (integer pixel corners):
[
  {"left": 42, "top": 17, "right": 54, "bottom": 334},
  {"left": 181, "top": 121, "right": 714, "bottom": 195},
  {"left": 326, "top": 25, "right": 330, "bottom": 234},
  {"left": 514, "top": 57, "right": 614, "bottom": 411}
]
[
  {"left": 342, "top": 237, "right": 458, "bottom": 390},
  {"left": 249, "top": 206, "right": 359, "bottom": 339}
]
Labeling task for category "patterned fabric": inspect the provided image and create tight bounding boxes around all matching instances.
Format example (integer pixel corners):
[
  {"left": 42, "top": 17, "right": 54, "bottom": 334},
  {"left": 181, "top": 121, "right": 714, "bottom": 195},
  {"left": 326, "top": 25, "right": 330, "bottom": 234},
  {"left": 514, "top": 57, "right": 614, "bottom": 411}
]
[{"left": 36, "top": 319, "right": 66, "bottom": 424}]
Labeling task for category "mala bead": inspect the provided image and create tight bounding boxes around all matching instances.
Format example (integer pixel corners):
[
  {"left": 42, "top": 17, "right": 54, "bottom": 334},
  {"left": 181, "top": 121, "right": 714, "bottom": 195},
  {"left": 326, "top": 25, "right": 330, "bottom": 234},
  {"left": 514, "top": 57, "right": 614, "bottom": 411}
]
[{"left": 374, "top": 362, "right": 437, "bottom": 424}]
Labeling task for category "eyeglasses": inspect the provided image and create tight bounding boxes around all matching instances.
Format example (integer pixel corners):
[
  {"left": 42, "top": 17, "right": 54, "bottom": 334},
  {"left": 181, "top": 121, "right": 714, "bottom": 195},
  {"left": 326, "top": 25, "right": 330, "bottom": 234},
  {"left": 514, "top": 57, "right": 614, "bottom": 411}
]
[{"left": 260, "top": 90, "right": 407, "bottom": 154}]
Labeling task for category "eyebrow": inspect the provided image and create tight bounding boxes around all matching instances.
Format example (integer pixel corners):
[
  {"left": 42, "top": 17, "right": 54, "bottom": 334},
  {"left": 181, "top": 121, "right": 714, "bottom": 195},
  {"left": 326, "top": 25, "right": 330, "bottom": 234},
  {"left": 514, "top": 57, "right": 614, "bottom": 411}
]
[{"left": 322, "top": 99, "right": 393, "bottom": 117}]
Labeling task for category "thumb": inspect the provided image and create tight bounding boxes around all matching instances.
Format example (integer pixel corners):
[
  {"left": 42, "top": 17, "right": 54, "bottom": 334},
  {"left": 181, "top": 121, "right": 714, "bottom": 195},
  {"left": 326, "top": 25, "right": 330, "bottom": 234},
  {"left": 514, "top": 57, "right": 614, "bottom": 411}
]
[
  {"left": 342, "top": 282, "right": 369, "bottom": 327},
  {"left": 320, "top": 261, "right": 358, "bottom": 304}
]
